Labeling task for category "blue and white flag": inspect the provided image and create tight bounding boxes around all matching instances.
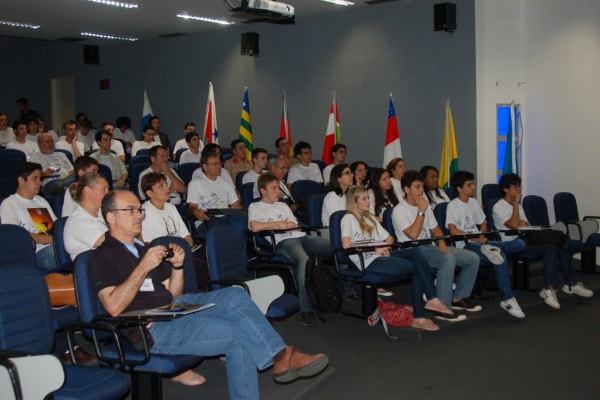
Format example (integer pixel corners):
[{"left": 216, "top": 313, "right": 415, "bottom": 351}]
[{"left": 141, "top": 90, "right": 153, "bottom": 132}]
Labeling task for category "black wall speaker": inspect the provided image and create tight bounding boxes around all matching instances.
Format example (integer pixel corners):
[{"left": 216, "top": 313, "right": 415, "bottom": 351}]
[
  {"left": 434, "top": 3, "right": 457, "bottom": 33},
  {"left": 241, "top": 32, "right": 259, "bottom": 56},
  {"left": 83, "top": 45, "right": 100, "bottom": 65}
]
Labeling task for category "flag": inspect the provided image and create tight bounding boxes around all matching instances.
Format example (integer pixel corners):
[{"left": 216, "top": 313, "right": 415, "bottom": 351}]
[
  {"left": 141, "top": 90, "right": 153, "bottom": 133},
  {"left": 322, "top": 92, "right": 342, "bottom": 164},
  {"left": 203, "top": 82, "right": 219, "bottom": 144},
  {"left": 439, "top": 99, "right": 459, "bottom": 190},
  {"left": 383, "top": 93, "right": 402, "bottom": 167},
  {"left": 515, "top": 105, "right": 523, "bottom": 177},
  {"left": 279, "top": 91, "right": 293, "bottom": 155},
  {"left": 502, "top": 103, "right": 516, "bottom": 175},
  {"left": 239, "top": 87, "right": 253, "bottom": 161}
]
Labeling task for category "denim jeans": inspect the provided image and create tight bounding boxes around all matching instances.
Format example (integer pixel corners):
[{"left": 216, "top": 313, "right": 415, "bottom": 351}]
[
  {"left": 276, "top": 236, "right": 331, "bottom": 312},
  {"left": 519, "top": 243, "right": 577, "bottom": 287},
  {"left": 36, "top": 245, "right": 57, "bottom": 272},
  {"left": 420, "top": 245, "right": 479, "bottom": 307},
  {"left": 149, "top": 287, "right": 286, "bottom": 400}
]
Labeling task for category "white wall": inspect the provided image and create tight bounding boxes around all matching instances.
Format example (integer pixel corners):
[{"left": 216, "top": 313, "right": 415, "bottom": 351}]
[{"left": 476, "top": 0, "right": 600, "bottom": 220}]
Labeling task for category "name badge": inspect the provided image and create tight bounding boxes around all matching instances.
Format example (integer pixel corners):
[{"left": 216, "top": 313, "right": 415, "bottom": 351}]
[{"left": 140, "top": 277, "right": 155, "bottom": 292}]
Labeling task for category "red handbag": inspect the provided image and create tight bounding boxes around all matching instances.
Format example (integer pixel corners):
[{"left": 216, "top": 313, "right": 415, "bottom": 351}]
[{"left": 368, "top": 299, "right": 413, "bottom": 338}]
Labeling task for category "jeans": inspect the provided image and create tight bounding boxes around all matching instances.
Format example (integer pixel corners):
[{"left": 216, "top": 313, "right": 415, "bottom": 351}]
[
  {"left": 36, "top": 245, "right": 57, "bottom": 272},
  {"left": 519, "top": 243, "right": 578, "bottom": 287},
  {"left": 276, "top": 236, "right": 331, "bottom": 312},
  {"left": 467, "top": 240, "right": 526, "bottom": 301},
  {"left": 149, "top": 287, "right": 286, "bottom": 400},
  {"left": 420, "top": 245, "right": 479, "bottom": 307}
]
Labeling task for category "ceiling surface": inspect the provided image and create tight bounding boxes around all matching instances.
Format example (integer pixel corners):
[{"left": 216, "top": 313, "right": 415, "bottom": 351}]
[{"left": 1, "top": 0, "right": 394, "bottom": 46}]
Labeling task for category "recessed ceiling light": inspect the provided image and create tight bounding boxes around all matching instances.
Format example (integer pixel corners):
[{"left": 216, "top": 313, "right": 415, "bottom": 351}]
[
  {"left": 81, "top": 32, "right": 138, "bottom": 41},
  {"left": 321, "top": 0, "right": 355, "bottom": 5},
  {"left": 87, "top": 0, "right": 138, "bottom": 8},
  {"left": 0, "top": 20, "right": 40, "bottom": 29},
  {"left": 176, "top": 14, "right": 234, "bottom": 25}
]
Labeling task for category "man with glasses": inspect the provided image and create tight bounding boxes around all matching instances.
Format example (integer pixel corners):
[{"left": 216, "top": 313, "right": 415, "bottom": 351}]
[
  {"left": 0, "top": 113, "right": 14, "bottom": 146},
  {"left": 187, "top": 152, "right": 246, "bottom": 239},
  {"left": 287, "top": 141, "right": 323, "bottom": 189}
]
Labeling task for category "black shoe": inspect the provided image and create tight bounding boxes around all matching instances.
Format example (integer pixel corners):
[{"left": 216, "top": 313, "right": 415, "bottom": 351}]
[
  {"left": 451, "top": 298, "right": 483, "bottom": 312},
  {"left": 434, "top": 312, "right": 467, "bottom": 322},
  {"left": 300, "top": 311, "right": 316, "bottom": 327}
]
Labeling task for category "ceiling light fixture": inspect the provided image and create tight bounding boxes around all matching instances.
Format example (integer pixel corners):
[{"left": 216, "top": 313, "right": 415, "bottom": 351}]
[
  {"left": 176, "top": 14, "right": 234, "bottom": 25},
  {"left": 321, "top": 0, "right": 355, "bottom": 5},
  {"left": 0, "top": 20, "right": 40, "bottom": 29},
  {"left": 87, "top": 0, "right": 138, "bottom": 8},
  {"left": 81, "top": 32, "right": 138, "bottom": 41}
]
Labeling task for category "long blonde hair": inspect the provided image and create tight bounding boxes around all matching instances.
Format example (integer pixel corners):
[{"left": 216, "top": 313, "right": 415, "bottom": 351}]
[{"left": 345, "top": 186, "right": 378, "bottom": 235}]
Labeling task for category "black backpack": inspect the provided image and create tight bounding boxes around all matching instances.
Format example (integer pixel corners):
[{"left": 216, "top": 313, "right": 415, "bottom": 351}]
[{"left": 305, "top": 256, "right": 343, "bottom": 320}]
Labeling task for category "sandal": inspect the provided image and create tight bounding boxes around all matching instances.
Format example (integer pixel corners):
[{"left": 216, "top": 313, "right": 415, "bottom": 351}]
[
  {"left": 424, "top": 299, "right": 454, "bottom": 317},
  {"left": 377, "top": 288, "right": 394, "bottom": 297},
  {"left": 171, "top": 370, "right": 206, "bottom": 386},
  {"left": 411, "top": 318, "right": 440, "bottom": 332}
]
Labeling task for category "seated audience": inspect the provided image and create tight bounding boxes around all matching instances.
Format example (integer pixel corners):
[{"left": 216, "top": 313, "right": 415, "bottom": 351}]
[
  {"left": 321, "top": 164, "right": 352, "bottom": 227},
  {"left": 446, "top": 170, "right": 526, "bottom": 318},
  {"left": 62, "top": 156, "right": 100, "bottom": 217},
  {"left": 77, "top": 118, "right": 96, "bottom": 152},
  {"left": 341, "top": 186, "right": 452, "bottom": 331},
  {"left": 0, "top": 162, "right": 57, "bottom": 271},
  {"left": 178, "top": 131, "right": 202, "bottom": 165},
  {"left": 0, "top": 113, "right": 14, "bottom": 145},
  {"left": 248, "top": 173, "right": 331, "bottom": 327},
  {"left": 138, "top": 145, "right": 184, "bottom": 205},
  {"left": 172, "top": 122, "right": 199, "bottom": 161},
  {"left": 150, "top": 116, "right": 172, "bottom": 157},
  {"left": 275, "top": 137, "right": 299, "bottom": 167},
  {"left": 114, "top": 116, "right": 136, "bottom": 150},
  {"left": 493, "top": 173, "right": 593, "bottom": 309},
  {"left": 90, "top": 189, "right": 329, "bottom": 397},
  {"left": 350, "top": 161, "right": 369, "bottom": 187},
  {"left": 252, "top": 156, "right": 297, "bottom": 212},
  {"left": 287, "top": 141, "right": 323, "bottom": 188},
  {"left": 55, "top": 120, "right": 85, "bottom": 160},
  {"left": 6, "top": 120, "right": 39, "bottom": 158},
  {"left": 386, "top": 157, "right": 405, "bottom": 200},
  {"left": 420, "top": 165, "right": 450, "bottom": 209},
  {"left": 224, "top": 139, "right": 252, "bottom": 182},
  {"left": 64, "top": 173, "right": 109, "bottom": 261},
  {"left": 191, "top": 143, "right": 235, "bottom": 187},
  {"left": 322, "top": 144, "right": 347, "bottom": 185},
  {"left": 242, "top": 147, "right": 268, "bottom": 190},
  {"left": 29, "top": 133, "right": 74, "bottom": 199},
  {"left": 90, "top": 130, "right": 128, "bottom": 189},
  {"left": 131, "top": 124, "right": 161, "bottom": 156},
  {"left": 368, "top": 168, "right": 401, "bottom": 221},
  {"left": 92, "top": 122, "right": 125, "bottom": 162},
  {"left": 393, "top": 170, "right": 481, "bottom": 320}
]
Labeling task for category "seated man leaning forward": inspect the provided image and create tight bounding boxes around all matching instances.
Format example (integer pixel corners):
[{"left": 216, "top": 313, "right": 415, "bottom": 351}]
[
  {"left": 248, "top": 173, "right": 331, "bottom": 327},
  {"left": 89, "top": 190, "right": 329, "bottom": 399}
]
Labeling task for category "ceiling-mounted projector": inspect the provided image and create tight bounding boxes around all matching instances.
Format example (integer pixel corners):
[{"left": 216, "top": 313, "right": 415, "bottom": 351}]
[{"left": 224, "top": 0, "right": 295, "bottom": 24}]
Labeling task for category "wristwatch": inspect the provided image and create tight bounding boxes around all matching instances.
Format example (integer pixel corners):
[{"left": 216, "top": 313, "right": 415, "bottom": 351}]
[{"left": 417, "top": 211, "right": 425, "bottom": 217}]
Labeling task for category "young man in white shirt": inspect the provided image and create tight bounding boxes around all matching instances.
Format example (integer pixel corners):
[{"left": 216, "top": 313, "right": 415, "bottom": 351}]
[
  {"left": 131, "top": 125, "right": 161, "bottom": 156},
  {"left": 90, "top": 130, "right": 128, "bottom": 189},
  {"left": 138, "top": 145, "right": 184, "bottom": 205},
  {"left": 114, "top": 116, "right": 137, "bottom": 151},
  {"left": 77, "top": 118, "right": 96, "bottom": 152},
  {"left": 493, "top": 173, "right": 593, "bottom": 309},
  {"left": 248, "top": 173, "right": 330, "bottom": 326},
  {"left": 55, "top": 120, "right": 85, "bottom": 160},
  {"left": 0, "top": 162, "right": 57, "bottom": 271},
  {"left": 446, "top": 170, "right": 526, "bottom": 318},
  {"left": 393, "top": 170, "right": 481, "bottom": 320},
  {"left": 187, "top": 152, "right": 246, "bottom": 239},
  {"left": 322, "top": 144, "right": 347, "bottom": 185},
  {"left": 0, "top": 113, "right": 14, "bottom": 145},
  {"left": 242, "top": 147, "right": 268, "bottom": 191},
  {"left": 191, "top": 144, "right": 235, "bottom": 188},
  {"left": 92, "top": 123, "right": 125, "bottom": 163},
  {"left": 173, "top": 122, "right": 199, "bottom": 161},
  {"left": 287, "top": 141, "right": 323, "bottom": 189},
  {"left": 178, "top": 131, "right": 202, "bottom": 165},
  {"left": 6, "top": 120, "right": 39, "bottom": 158}
]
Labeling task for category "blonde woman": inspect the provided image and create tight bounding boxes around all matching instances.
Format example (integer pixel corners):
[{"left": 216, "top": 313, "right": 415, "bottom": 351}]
[{"left": 341, "top": 186, "right": 453, "bottom": 331}]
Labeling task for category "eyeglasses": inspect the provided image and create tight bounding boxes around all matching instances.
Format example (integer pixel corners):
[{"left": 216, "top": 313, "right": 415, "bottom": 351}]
[
  {"left": 163, "top": 216, "right": 178, "bottom": 236},
  {"left": 342, "top": 170, "right": 354, "bottom": 176},
  {"left": 204, "top": 162, "right": 220, "bottom": 167},
  {"left": 273, "top": 165, "right": 290, "bottom": 171},
  {"left": 110, "top": 207, "right": 146, "bottom": 217}
]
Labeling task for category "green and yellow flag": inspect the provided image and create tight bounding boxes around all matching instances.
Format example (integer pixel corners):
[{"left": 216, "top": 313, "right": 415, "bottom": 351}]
[
  {"left": 239, "top": 87, "right": 253, "bottom": 160},
  {"left": 439, "top": 99, "right": 459, "bottom": 190}
]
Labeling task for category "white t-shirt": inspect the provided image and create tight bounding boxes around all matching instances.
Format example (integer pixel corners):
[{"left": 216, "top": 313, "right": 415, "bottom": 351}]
[
  {"left": 322, "top": 192, "right": 346, "bottom": 227},
  {"left": 425, "top": 189, "right": 450, "bottom": 210},
  {"left": 61, "top": 189, "right": 78, "bottom": 217},
  {"left": 192, "top": 167, "right": 235, "bottom": 188},
  {"left": 27, "top": 131, "right": 59, "bottom": 143},
  {"left": 322, "top": 164, "right": 334, "bottom": 185},
  {"left": 113, "top": 129, "right": 137, "bottom": 145},
  {"left": 0, "top": 128, "right": 15, "bottom": 145},
  {"left": 492, "top": 199, "right": 528, "bottom": 241},
  {"left": 187, "top": 174, "right": 238, "bottom": 210},
  {"left": 131, "top": 140, "right": 161, "bottom": 156},
  {"left": 287, "top": 163, "right": 323, "bottom": 185},
  {"left": 64, "top": 205, "right": 108, "bottom": 260},
  {"left": 6, "top": 140, "right": 39, "bottom": 158},
  {"left": 242, "top": 170, "right": 261, "bottom": 198},
  {"left": 138, "top": 167, "right": 183, "bottom": 205},
  {"left": 77, "top": 131, "right": 96, "bottom": 151},
  {"left": 392, "top": 202, "right": 437, "bottom": 242},
  {"left": 248, "top": 201, "right": 305, "bottom": 245},
  {"left": 142, "top": 201, "right": 191, "bottom": 242},
  {"left": 92, "top": 140, "right": 125, "bottom": 156},
  {"left": 173, "top": 138, "right": 204, "bottom": 159},
  {"left": 29, "top": 152, "right": 74, "bottom": 185},
  {"left": 368, "top": 189, "right": 404, "bottom": 217},
  {"left": 341, "top": 213, "right": 389, "bottom": 268},
  {"left": 0, "top": 194, "right": 56, "bottom": 253},
  {"left": 55, "top": 139, "right": 85, "bottom": 159},
  {"left": 446, "top": 197, "right": 486, "bottom": 248},
  {"left": 178, "top": 149, "right": 201, "bottom": 165}
]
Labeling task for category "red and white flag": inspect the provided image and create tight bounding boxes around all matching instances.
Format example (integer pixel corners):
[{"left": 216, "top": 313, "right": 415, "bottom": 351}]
[
  {"left": 383, "top": 93, "right": 402, "bottom": 166},
  {"left": 322, "top": 92, "right": 341, "bottom": 164},
  {"left": 279, "top": 91, "right": 293, "bottom": 154},
  {"left": 203, "top": 82, "right": 219, "bottom": 144}
]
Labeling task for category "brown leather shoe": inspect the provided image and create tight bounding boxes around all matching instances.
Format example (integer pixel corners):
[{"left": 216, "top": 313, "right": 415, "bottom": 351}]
[
  {"left": 60, "top": 347, "right": 98, "bottom": 366},
  {"left": 273, "top": 346, "right": 329, "bottom": 383}
]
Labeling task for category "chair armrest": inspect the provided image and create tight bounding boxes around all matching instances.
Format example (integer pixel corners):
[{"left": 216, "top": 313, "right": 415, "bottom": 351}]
[
  {"left": 250, "top": 263, "right": 298, "bottom": 293},
  {"left": 206, "top": 278, "right": 250, "bottom": 293}
]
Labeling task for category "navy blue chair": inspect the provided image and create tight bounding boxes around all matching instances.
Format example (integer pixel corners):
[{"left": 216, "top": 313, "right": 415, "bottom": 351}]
[
  {"left": 112, "top": 138, "right": 129, "bottom": 164},
  {"left": 241, "top": 182, "right": 257, "bottom": 210},
  {"left": 175, "top": 148, "right": 188, "bottom": 163},
  {"left": 222, "top": 153, "right": 234, "bottom": 164},
  {"left": 129, "top": 164, "right": 149, "bottom": 200},
  {"left": 178, "top": 162, "right": 200, "bottom": 186},
  {"left": 313, "top": 160, "right": 327, "bottom": 173},
  {"left": 206, "top": 225, "right": 299, "bottom": 319},
  {"left": 51, "top": 189, "right": 65, "bottom": 218},
  {"left": 0, "top": 149, "right": 26, "bottom": 178},
  {"left": 433, "top": 202, "right": 450, "bottom": 236},
  {"left": 306, "top": 193, "right": 326, "bottom": 228},
  {"left": 236, "top": 170, "right": 248, "bottom": 193},
  {"left": 481, "top": 183, "right": 501, "bottom": 210},
  {"left": 97, "top": 163, "right": 114, "bottom": 191},
  {"left": 0, "top": 265, "right": 130, "bottom": 400},
  {"left": 0, "top": 176, "right": 17, "bottom": 202},
  {"left": 382, "top": 208, "right": 397, "bottom": 242},
  {"left": 129, "top": 154, "right": 150, "bottom": 169},
  {"left": 329, "top": 210, "right": 407, "bottom": 316},
  {"left": 136, "top": 148, "right": 150, "bottom": 156},
  {"left": 54, "top": 149, "right": 73, "bottom": 164},
  {"left": 445, "top": 186, "right": 458, "bottom": 200},
  {"left": 74, "top": 250, "right": 203, "bottom": 400},
  {"left": 523, "top": 195, "right": 550, "bottom": 226},
  {"left": 149, "top": 236, "right": 198, "bottom": 294},
  {"left": 291, "top": 180, "right": 323, "bottom": 223},
  {"left": 52, "top": 217, "right": 73, "bottom": 273}
]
